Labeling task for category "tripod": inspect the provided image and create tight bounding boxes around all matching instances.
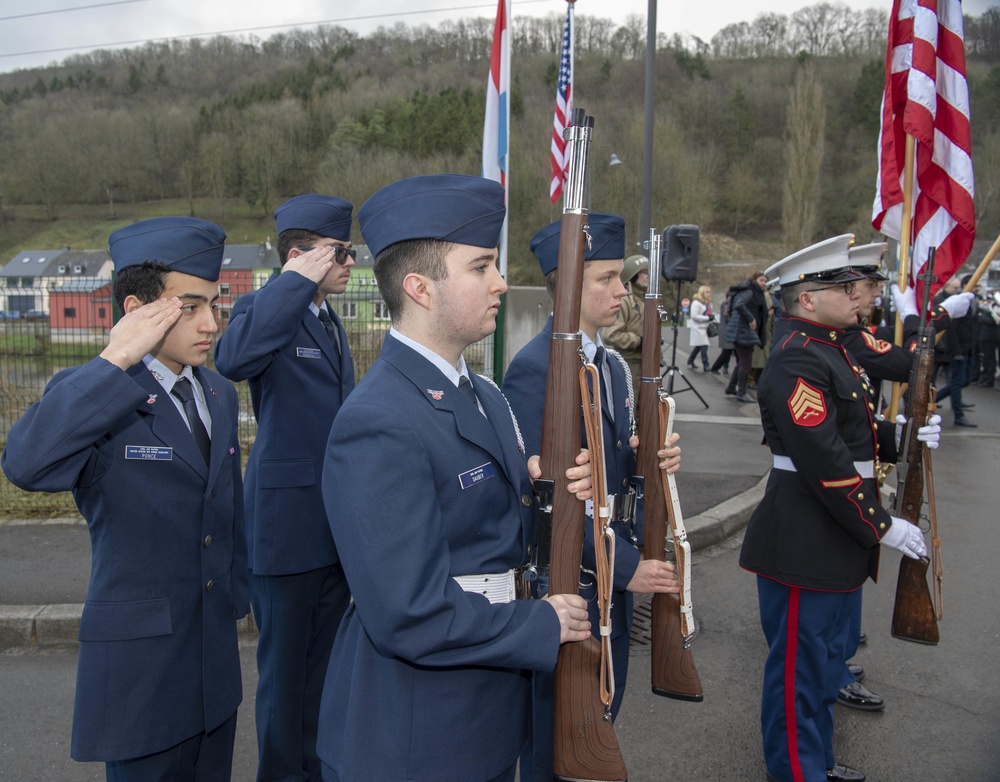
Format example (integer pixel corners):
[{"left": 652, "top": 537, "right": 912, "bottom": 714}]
[{"left": 660, "top": 281, "right": 709, "bottom": 409}]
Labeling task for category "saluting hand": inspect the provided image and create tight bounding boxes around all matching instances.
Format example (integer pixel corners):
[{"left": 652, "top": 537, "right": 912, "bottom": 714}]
[
  {"left": 283, "top": 245, "right": 336, "bottom": 284},
  {"left": 543, "top": 593, "right": 591, "bottom": 643},
  {"left": 626, "top": 558, "right": 680, "bottom": 594},
  {"left": 100, "top": 297, "right": 183, "bottom": 370}
]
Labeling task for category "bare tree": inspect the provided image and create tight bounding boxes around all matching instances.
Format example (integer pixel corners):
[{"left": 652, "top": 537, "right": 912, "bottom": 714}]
[
  {"left": 858, "top": 8, "right": 890, "bottom": 57},
  {"left": 712, "top": 22, "right": 753, "bottom": 59},
  {"left": 751, "top": 13, "right": 790, "bottom": 57},
  {"left": 790, "top": 2, "right": 840, "bottom": 56},
  {"left": 782, "top": 61, "right": 826, "bottom": 251}
]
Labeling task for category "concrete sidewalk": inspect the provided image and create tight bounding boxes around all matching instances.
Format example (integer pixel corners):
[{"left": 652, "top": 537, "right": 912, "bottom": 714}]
[{"left": 0, "top": 336, "right": 772, "bottom": 648}]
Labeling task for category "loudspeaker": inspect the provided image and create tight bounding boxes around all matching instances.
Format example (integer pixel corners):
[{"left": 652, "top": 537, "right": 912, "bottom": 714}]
[{"left": 662, "top": 224, "right": 700, "bottom": 281}]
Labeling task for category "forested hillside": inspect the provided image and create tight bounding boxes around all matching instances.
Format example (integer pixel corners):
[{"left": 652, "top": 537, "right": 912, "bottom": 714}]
[{"left": 1, "top": 4, "right": 998, "bottom": 283}]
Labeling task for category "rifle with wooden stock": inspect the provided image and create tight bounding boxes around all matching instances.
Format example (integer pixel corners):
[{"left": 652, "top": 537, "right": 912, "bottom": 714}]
[
  {"left": 635, "top": 229, "right": 704, "bottom": 701},
  {"left": 535, "top": 108, "right": 627, "bottom": 782},
  {"left": 890, "top": 248, "right": 940, "bottom": 645}
]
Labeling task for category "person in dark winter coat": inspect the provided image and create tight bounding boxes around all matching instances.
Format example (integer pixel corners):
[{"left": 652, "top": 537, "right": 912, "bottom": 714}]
[
  {"left": 935, "top": 274, "right": 980, "bottom": 426},
  {"left": 724, "top": 270, "right": 768, "bottom": 402},
  {"left": 709, "top": 286, "right": 737, "bottom": 375},
  {"left": 976, "top": 291, "right": 1000, "bottom": 387}
]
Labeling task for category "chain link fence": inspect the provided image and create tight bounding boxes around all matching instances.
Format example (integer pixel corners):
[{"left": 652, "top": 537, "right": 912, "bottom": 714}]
[{"left": 0, "top": 275, "right": 493, "bottom": 518}]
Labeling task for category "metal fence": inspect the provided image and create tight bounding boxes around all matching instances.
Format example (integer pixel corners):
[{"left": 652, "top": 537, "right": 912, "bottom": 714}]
[{"left": 0, "top": 275, "right": 493, "bottom": 517}]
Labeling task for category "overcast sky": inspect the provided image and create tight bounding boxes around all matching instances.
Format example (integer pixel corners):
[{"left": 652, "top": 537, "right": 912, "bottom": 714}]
[{"left": 1, "top": 0, "right": 996, "bottom": 74}]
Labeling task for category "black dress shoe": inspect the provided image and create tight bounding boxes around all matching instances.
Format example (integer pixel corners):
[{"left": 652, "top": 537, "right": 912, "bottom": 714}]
[
  {"left": 847, "top": 663, "right": 865, "bottom": 681},
  {"left": 837, "top": 681, "right": 884, "bottom": 711},
  {"left": 827, "top": 763, "right": 866, "bottom": 781},
  {"left": 960, "top": 403, "right": 975, "bottom": 409},
  {"left": 858, "top": 630, "right": 868, "bottom": 645},
  {"left": 955, "top": 418, "right": 978, "bottom": 428}
]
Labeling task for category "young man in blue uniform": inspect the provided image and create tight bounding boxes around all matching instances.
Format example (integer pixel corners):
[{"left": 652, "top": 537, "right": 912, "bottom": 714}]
[
  {"left": 2, "top": 217, "right": 249, "bottom": 781},
  {"left": 214, "top": 194, "right": 356, "bottom": 781},
  {"left": 740, "top": 235, "right": 937, "bottom": 782},
  {"left": 502, "top": 214, "right": 681, "bottom": 781},
  {"left": 315, "top": 174, "right": 595, "bottom": 782}
]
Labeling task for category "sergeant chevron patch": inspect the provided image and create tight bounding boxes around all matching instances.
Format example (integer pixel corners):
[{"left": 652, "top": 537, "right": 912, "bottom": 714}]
[
  {"left": 788, "top": 378, "right": 826, "bottom": 426},
  {"left": 861, "top": 330, "right": 892, "bottom": 354}
]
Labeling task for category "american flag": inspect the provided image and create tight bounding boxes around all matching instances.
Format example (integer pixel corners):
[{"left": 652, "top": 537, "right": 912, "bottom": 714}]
[
  {"left": 549, "top": 3, "right": 574, "bottom": 204},
  {"left": 872, "top": 0, "right": 975, "bottom": 302}
]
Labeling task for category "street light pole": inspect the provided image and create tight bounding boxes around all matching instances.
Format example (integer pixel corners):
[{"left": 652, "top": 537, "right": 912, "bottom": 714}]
[{"left": 641, "top": 0, "right": 657, "bottom": 246}]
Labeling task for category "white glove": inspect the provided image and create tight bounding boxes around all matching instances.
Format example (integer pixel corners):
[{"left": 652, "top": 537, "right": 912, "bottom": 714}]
[
  {"left": 895, "top": 413, "right": 942, "bottom": 449},
  {"left": 940, "top": 291, "right": 976, "bottom": 319},
  {"left": 881, "top": 517, "right": 927, "bottom": 560},
  {"left": 890, "top": 283, "right": 918, "bottom": 320},
  {"left": 917, "top": 414, "right": 942, "bottom": 449}
]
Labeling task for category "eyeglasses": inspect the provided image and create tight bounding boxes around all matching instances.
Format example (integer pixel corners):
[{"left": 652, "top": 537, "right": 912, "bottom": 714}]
[
  {"left": 803, "top": 281, "right": 858, "bottom": 296},
  {"left": 299, "top": 246, "right": 357, "bottom": 265}
]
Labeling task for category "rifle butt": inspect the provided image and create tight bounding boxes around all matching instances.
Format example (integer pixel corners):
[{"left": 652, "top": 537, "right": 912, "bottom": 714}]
[
  {"left": 891, "top": 556, "right": 939, "bottom": 645},
  {"left": 649, "top": 592, "right": 704, "bottom": 701},
  {"left": 552, "top": 636, "right": 628, "bottom": 782}
]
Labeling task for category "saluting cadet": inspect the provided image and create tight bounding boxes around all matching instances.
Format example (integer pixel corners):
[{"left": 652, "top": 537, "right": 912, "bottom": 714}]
[
  {"left": 315, "top": 174, "right": 594, "bottom": 782},
  {"left": 2, "top": 218, "right": 249, "bottom": 781},
  {"left": 502, "top": 214, "right": 681, "bottom": 782},
  {"left": 739, "top": 235, "right": 937, "bottom": 782},
  {"left": 214, "top": 195, "right": 356, "bottom": 781}
]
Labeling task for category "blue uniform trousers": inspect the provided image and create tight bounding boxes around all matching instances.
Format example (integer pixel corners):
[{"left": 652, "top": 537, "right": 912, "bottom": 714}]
[
  {"left": 251, "top": 565, "right": 350, "bottom": 781},
  {"left": 758, "top": 577, "right": 854, "bottom": 782},
  {"left": 105, "top": 711, "right": 238, "bottom": 782},
  {"left": 835, "top": 588, "right": 863, "bottom": 689}
]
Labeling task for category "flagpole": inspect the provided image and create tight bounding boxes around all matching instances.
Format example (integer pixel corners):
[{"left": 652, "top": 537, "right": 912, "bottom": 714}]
[
  {"left": 888, "top": 134, "right": 916, "bottom": 418},
  {"left": 962, "top": 233, "right": 1000, "bottom": 293}
]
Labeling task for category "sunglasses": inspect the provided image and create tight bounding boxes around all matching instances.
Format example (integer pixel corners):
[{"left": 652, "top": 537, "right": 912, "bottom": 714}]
[{"left": 300, "top": 246, "right": 357, "bottom": 265}]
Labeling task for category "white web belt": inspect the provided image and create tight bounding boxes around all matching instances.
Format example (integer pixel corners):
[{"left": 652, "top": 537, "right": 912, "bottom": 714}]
[
  {"left": 772, "top": 455, "right": 874, "bottom": 479},
  {"left": 453, "top": 570, "right": 517, "bottom": 604}
]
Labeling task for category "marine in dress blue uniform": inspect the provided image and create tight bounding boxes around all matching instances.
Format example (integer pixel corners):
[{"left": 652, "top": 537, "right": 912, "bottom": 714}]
[
  {"left": 214, "top": 195, "right": 356, "bottom": 781},
  {"left": 739, "top": 235, "right": 929, "bottom": 782},
  {"left": 315, "top": 174, "right": 592, "bottom": 782},
  {"left": 503, "top": 214, "right": 679, "bottom": 782},
  {"left": 2, "top": 217, "right": 249, "bottom": 781}
]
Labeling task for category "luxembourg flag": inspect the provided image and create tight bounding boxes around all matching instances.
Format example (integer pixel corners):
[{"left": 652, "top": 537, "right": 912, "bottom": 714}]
[{"left": 483, "top": 0, "right": 510, "bottom": 275}]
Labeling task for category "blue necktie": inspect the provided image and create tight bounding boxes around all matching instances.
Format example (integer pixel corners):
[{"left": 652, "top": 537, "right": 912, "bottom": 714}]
[
  {"left": 171, "top": 377, "right": 211, "bottom": 465},
  {"left": 317, "top": 307, "right": 341, "bottom": 355},
  {"left": 458, "top": 375, "right": 478, "bottom": 406}
]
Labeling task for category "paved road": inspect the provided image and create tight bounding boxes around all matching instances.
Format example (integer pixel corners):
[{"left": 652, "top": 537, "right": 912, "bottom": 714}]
[{"left": 2, "top": 347, "right": 998, "bottom": 780}]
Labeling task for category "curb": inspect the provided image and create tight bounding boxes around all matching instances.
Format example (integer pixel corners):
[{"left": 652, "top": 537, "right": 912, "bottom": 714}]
[{"left": 0, "top": 476, "right": 767, "bottom": 649}]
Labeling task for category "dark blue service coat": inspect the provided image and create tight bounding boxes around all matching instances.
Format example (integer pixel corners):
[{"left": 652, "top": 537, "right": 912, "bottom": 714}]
[
  {"left": 214, "top": 270, "right": 355, "bottom": 575},
  {"left": 1, "top": 358, "right": 248, "bottom": 762},
  {"left": 317, "top": 333, "right": 562, "bottom": 782}
]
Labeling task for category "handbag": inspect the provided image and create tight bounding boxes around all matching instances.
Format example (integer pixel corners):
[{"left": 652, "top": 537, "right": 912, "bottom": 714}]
[{"left": 706, "top": 321, "right": 719, "bottom": 338}]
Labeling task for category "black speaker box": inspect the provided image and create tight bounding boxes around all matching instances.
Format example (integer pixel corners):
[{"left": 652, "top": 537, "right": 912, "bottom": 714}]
[{"left": 662, "top": 224, "right": 700, "bottom": 281}]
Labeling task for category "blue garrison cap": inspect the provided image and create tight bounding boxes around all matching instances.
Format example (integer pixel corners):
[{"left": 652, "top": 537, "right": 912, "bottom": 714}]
[
  {"left": 274, "top": 194, "right": 354, "bottom": 242},
  {"left": 530, "top": 212, "right": 626, "bottom": 276},
  {"left": 359, "top": 174, "right": 506, "bottom": 259},
  {"left": 109, "top": 217, "right": 226, "bottom": 282}
]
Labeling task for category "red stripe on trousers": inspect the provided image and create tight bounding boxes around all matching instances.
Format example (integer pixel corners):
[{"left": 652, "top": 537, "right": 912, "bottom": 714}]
[{"left": 785, "top": 587, "right": 804, "bottom": 782}]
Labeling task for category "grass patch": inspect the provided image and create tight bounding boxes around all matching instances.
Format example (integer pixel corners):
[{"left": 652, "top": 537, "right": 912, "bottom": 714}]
[{"left": 1, "top": 198, "right": 279, "bottom": 260}]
